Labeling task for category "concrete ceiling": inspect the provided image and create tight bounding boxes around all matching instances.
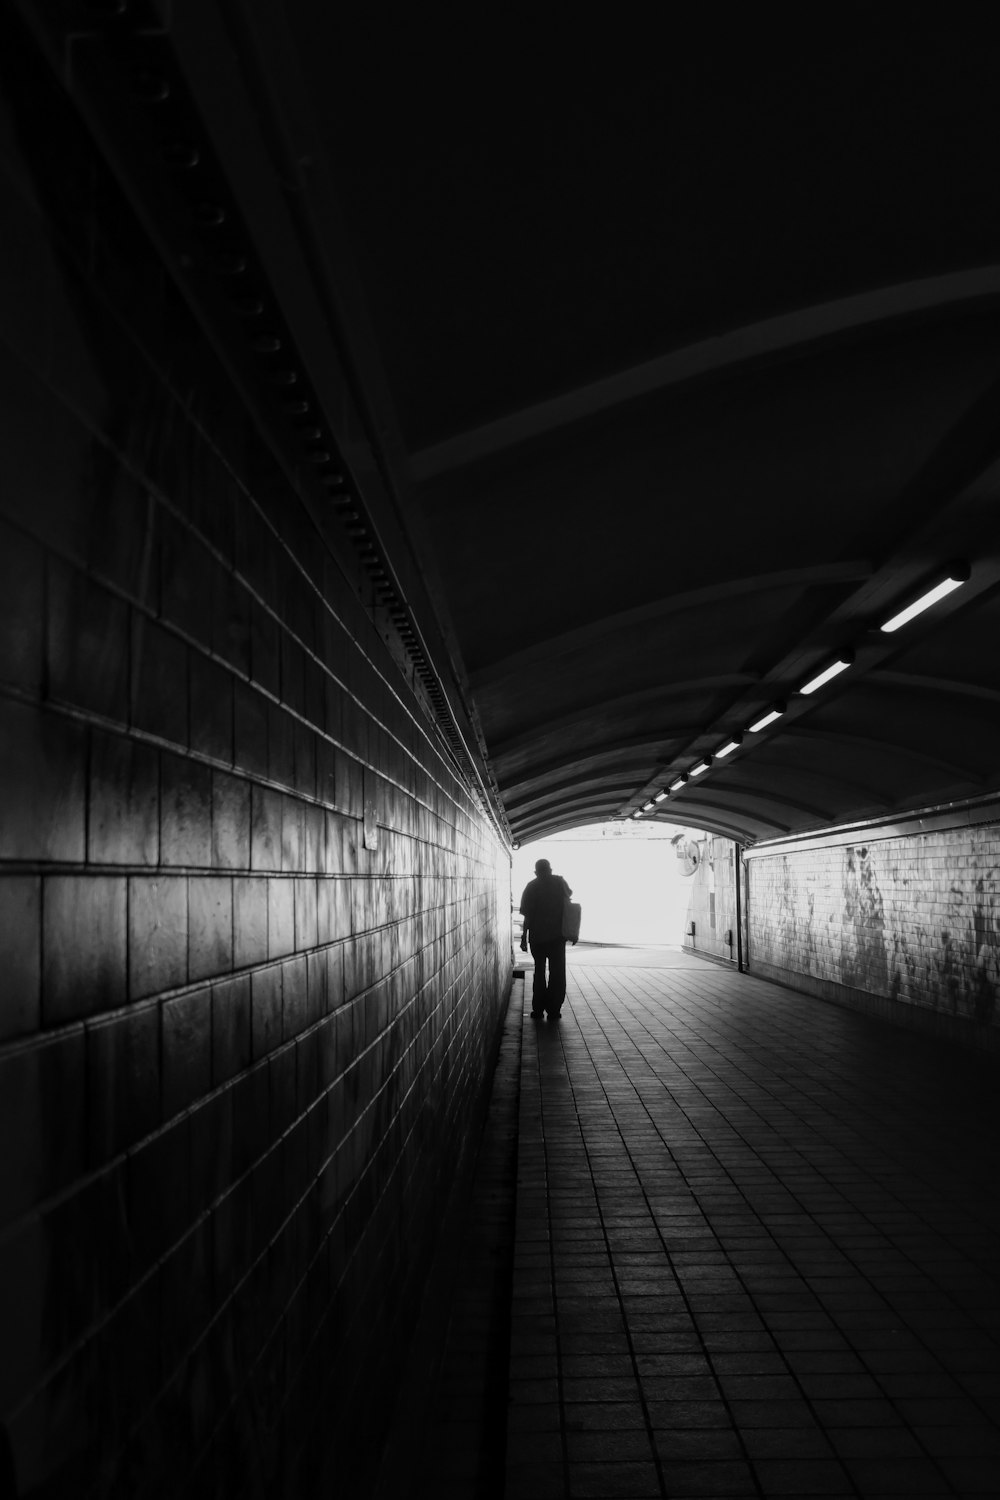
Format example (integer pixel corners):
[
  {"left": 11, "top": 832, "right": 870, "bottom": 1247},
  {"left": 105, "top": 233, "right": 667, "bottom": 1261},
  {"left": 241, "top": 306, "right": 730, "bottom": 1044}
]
[{"left": 40, "top": 4, "right": 1000, "bottom": 847}]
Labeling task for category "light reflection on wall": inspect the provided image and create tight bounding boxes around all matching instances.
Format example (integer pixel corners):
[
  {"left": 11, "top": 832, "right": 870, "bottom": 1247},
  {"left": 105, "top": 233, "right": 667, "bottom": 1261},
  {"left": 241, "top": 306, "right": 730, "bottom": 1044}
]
[{"left": 512, "top": 823, "right": 701, "bottom": 946}]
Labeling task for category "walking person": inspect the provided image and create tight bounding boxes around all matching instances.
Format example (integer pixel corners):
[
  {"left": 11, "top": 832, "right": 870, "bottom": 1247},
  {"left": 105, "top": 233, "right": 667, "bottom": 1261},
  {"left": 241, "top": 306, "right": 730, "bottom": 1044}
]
[{"left": 519, "top": 858, "right": 573, "bottom": 1020}]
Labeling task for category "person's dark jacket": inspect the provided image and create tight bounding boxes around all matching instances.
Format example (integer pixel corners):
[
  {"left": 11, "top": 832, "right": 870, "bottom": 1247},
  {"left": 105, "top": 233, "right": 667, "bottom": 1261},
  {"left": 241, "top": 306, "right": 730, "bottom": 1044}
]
[{"left": 520, "top": 873, "right": 572, "bottom": 945}]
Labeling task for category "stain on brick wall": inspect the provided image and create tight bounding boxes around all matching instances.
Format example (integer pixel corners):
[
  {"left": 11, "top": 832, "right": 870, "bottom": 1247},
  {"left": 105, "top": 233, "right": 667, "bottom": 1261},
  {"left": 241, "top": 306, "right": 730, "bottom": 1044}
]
[
  {"left": 0, "top": 32, "right": 510, "bottom": 1498},
  {"left": 747, "top": 822, "right": 1000, "bottom": 1045}
]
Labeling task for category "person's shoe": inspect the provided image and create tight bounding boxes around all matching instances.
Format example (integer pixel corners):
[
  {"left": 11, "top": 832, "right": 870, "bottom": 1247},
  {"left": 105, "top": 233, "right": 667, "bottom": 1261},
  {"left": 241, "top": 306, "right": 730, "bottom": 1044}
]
[
  {"left": 548, "top": 1009, "right": 561, "bottom": 1020},
  {"left": 530, "top": 1009, "right": 544, "bottom": 1020}
]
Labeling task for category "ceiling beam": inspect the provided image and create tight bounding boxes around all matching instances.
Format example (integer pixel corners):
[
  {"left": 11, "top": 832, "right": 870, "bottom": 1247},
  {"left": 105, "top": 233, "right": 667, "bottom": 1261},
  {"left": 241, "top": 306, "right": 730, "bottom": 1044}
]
[
  {"left": 665, "top": 784, "right": 833, "bottom": 823},
  {"left": 491, "top": 683, "right": 752, "bottom": 766},
  {"left": 866, "top": 670, "right": 1000, "bottom": 704},
  {"left": 501, "top": 743, "right": 685, "bottom": 797},
  {"left": 780, "top": 726, "right": 983, "bottom": 783},
  {"left": 410, "top": 269, "right": 1000, "bottom": 481},
  {"left": 469, "top": 563, "right": 870, "bottom": 686}
]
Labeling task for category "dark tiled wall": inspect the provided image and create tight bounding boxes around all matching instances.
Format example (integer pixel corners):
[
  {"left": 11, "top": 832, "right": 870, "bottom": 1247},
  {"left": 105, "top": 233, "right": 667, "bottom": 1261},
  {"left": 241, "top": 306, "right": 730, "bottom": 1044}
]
[
  {"left": 0, "top": 39, "right": 511, "bottom": 1497},
  {"left": 746, "top": 820, "right": 1000, "bottom": 1050}
]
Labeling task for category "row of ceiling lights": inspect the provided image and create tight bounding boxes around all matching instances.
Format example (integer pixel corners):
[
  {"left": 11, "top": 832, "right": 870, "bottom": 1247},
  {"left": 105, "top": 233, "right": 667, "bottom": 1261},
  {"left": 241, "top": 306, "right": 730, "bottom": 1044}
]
[{"left": 630, "top": 561, "right": 971, "bottom": 818}]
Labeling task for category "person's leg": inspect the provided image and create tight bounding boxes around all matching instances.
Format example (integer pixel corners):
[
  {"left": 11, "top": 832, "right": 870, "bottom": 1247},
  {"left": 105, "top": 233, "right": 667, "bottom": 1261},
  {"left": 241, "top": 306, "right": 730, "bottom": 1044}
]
[
  {"left": 529, "top": 940, "right": 547, "bottom": 1017},
  {"left": 547, "top": 941, "right": 567, "bottom": 1015}
]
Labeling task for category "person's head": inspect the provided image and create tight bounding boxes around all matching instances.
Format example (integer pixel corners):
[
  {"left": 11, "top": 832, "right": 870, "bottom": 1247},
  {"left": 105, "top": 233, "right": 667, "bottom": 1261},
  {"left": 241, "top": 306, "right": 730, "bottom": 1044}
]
[{"left": 534, "top": 858, "right": 552, "bottom": 877}]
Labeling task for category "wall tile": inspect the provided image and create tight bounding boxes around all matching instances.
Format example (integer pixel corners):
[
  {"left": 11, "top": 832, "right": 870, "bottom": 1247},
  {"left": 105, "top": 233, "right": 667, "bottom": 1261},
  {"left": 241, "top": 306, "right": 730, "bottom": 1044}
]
[
  {"left": 86, "top": 465, "right": 159, "bottom": 610},
  {"left": 250, "top": 785, "right": 282, "bottom": 872},
  {"left": 0, "top": 700, "right": 86, "bottom": 861},
  {"left": 233, "top": 876, "right": 268, "bottom": 970},
  {"left": 0, "top": 337, "right": 107, "bottom": 561},
  {"left": 0, "top": 1214, "right": 48, "bottom": 1413},
  {"left": 211, "top": 974, "right": 251, "bottom": 1085},
  {"left": 234, "top": 679, "right": 268, "bottom": 779},
  {"left": 188, "top": 875, "right": 234, "bottom": 984},
  {"left": 131, "top": 616, "right": 188, "bottom": 746},
  {"left": 127, "top": 1119, "right": 191, "bottom": 1278},
  {"left": 304, "top": 803, "right": 326, "bottom": 874},
  {"left": 89, "top": 731, "right": 159, "bottom": 866},
  {"left": 208, "top": 1187, "right": 239, "bottom": 1314},
  {"left": 128, "top": 876, "right": 188, "bottom": 1000},
  {"left": 269, "top": 1046, "right": 297, "bottom": 1139},
  {"left": 190, "top": 651, "right": 234, "bottom": 764},
  {"left": 282, "top": 955, "right": 309, "bottom": 1042},
  {"left": 315, "top": 879, "right": 334, "bottom": 946},
  {"left": 160, "top": 514, "right": 213, "bottom": 646},
  {"left": 232, "top": 1063, "right": 270, "bottom": 1178},
  {"left": 325, "top": 945, "right": 345, "bottom": 1013},
  {"left": 250, "top": 600, "right": 280, "bottom": 696},
  {"left": 161, "top": 756, "right": 215, "bottom": 876},
  {"left": 251, "top": 965, "right": 282, "bottom": 1062},
  {"left": 47, "top": 558, "right": 129, "bottom": 723},
  {"left": 1, "top": 1029, "right": 87, "bottom": 1230},
  {"left": 281, "top": 794, "right": 305, "bottom": 874},
  {"left": 159, "top": 1220, "right": 212, "bottom": 1379},
  {"left": 305, "top": 949, "right": 328, "bottom": 1025},
  {"left": 162, "top": 987, "right": 212, "bottom": 1119},
  {"left": 280, "top": 631, "right": 305, "bottom": 717},
  {"left": 86, "top": 1002, "right": 160, "bottom": 1166},
  {"left": 42, "top": 1169, "right": 128, "bottom": 1355},
  {"left": 269, "top": 700, "right": 295, "bottom": 790},
  {"left": 294, "top": 878, "right": 318, "bottom": 954},
  {"left": 43, "top": 875, "right": 127, "bottom": 1022},
  {"left": 0, "top": 519, "right": 44, "bottom": 691},
  {"left": 295, "top": 1029, "right": 321, "bottom": 1118},
  {"left": 323, "top": 670, "right": 343, "bottom": 744},
  {"left": 212, "top": 566, "right": 251, "bottom": 676},
  {"left": 268, "top": 879, "right": 295, "bottom": 961},
  {"left": 0, "top": 875, "right": 41, "bottom": 1041},
  {"left": 212, "top": 771, "right": 251, "bottom": 869},
  {"left": 294, "top": 719, "right": 317, "bottom": 800}
]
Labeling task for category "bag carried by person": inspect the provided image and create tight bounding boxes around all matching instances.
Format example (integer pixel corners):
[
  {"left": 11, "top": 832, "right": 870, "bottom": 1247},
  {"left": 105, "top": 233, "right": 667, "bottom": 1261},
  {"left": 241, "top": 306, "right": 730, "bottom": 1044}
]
[{"left": 562, "top": 897, "right": 581, "bottom": 944}]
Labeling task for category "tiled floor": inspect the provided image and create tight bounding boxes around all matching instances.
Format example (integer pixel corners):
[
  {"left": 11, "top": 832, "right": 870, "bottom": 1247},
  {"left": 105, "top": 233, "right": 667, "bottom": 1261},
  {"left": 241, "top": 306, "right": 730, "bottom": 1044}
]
[{"left": 500, "top": 948, "right": 1000, "bottom": 1499}]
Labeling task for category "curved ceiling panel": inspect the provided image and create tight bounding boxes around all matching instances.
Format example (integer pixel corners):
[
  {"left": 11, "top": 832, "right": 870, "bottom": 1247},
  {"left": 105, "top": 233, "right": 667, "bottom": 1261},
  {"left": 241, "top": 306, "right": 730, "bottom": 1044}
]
[{"left": 224, "top": 11, "right": 1000, "bottom": 846}]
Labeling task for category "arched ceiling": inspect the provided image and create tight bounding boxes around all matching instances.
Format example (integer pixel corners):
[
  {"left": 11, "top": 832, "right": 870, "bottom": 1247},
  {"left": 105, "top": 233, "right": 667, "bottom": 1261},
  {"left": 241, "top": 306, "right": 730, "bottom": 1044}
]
[
  {"left": 47, "top": 5, "right": 1000, "bottom": 848},
  {"left": 279, "top": 15, "right": 1000, "bottom": 844}
]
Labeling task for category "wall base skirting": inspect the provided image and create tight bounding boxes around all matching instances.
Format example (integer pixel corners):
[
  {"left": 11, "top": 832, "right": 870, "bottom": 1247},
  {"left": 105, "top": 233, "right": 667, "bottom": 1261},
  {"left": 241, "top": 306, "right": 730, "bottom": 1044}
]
[
  {"left": 748, "top": 959, "right": 1000, "bottom": 1057},
  {"left": 683, "top": 937, "right": 738, "bottom": 967}
]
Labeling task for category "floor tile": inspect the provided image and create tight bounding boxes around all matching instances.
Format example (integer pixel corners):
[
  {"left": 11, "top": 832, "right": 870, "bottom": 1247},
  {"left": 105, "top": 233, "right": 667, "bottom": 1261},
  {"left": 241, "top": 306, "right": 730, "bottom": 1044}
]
[{"left": 408, "top": 949, "right": 1000, "bottom": 1499}]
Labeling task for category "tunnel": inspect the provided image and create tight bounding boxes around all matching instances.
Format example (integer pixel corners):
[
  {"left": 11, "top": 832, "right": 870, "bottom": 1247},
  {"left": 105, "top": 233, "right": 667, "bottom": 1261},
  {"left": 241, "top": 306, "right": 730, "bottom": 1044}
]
[{"left": 2, "top": 6, "right": 1000, "bottom": 1497}]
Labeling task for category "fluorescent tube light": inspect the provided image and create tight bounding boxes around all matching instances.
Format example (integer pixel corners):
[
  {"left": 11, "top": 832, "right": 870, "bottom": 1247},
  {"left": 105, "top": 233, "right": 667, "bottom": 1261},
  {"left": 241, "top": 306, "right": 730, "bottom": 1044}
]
[
  {"left": 654, "top": 789, "right": 668, "bottom": 802},
  {"left": 669, "top": 775, "right": 688, "bottom": 792},
  {"left": 689, "top": 760, "right": 711, "bottom": 776},
  {"left": 642, "top": 800, "right": 655, "bottom": 811},
  {"left": 880, "top": 563, "right": 970, "bottom": 633},
  {"left": 748, "top": 703, "right": 785, "bottom": 732},
  {"left": 799, "top": 653, "right": 853, "bottom": 695},
  {"left": 715, "top": 734, "right": 743, "bottom": 758}
]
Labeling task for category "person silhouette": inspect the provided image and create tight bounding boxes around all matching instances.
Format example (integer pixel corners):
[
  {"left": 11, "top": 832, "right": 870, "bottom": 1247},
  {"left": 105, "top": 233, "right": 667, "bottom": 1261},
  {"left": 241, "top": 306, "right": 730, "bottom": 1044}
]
[{"left": 519, "top": 858, "right": 573, "bottom": 1020}]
